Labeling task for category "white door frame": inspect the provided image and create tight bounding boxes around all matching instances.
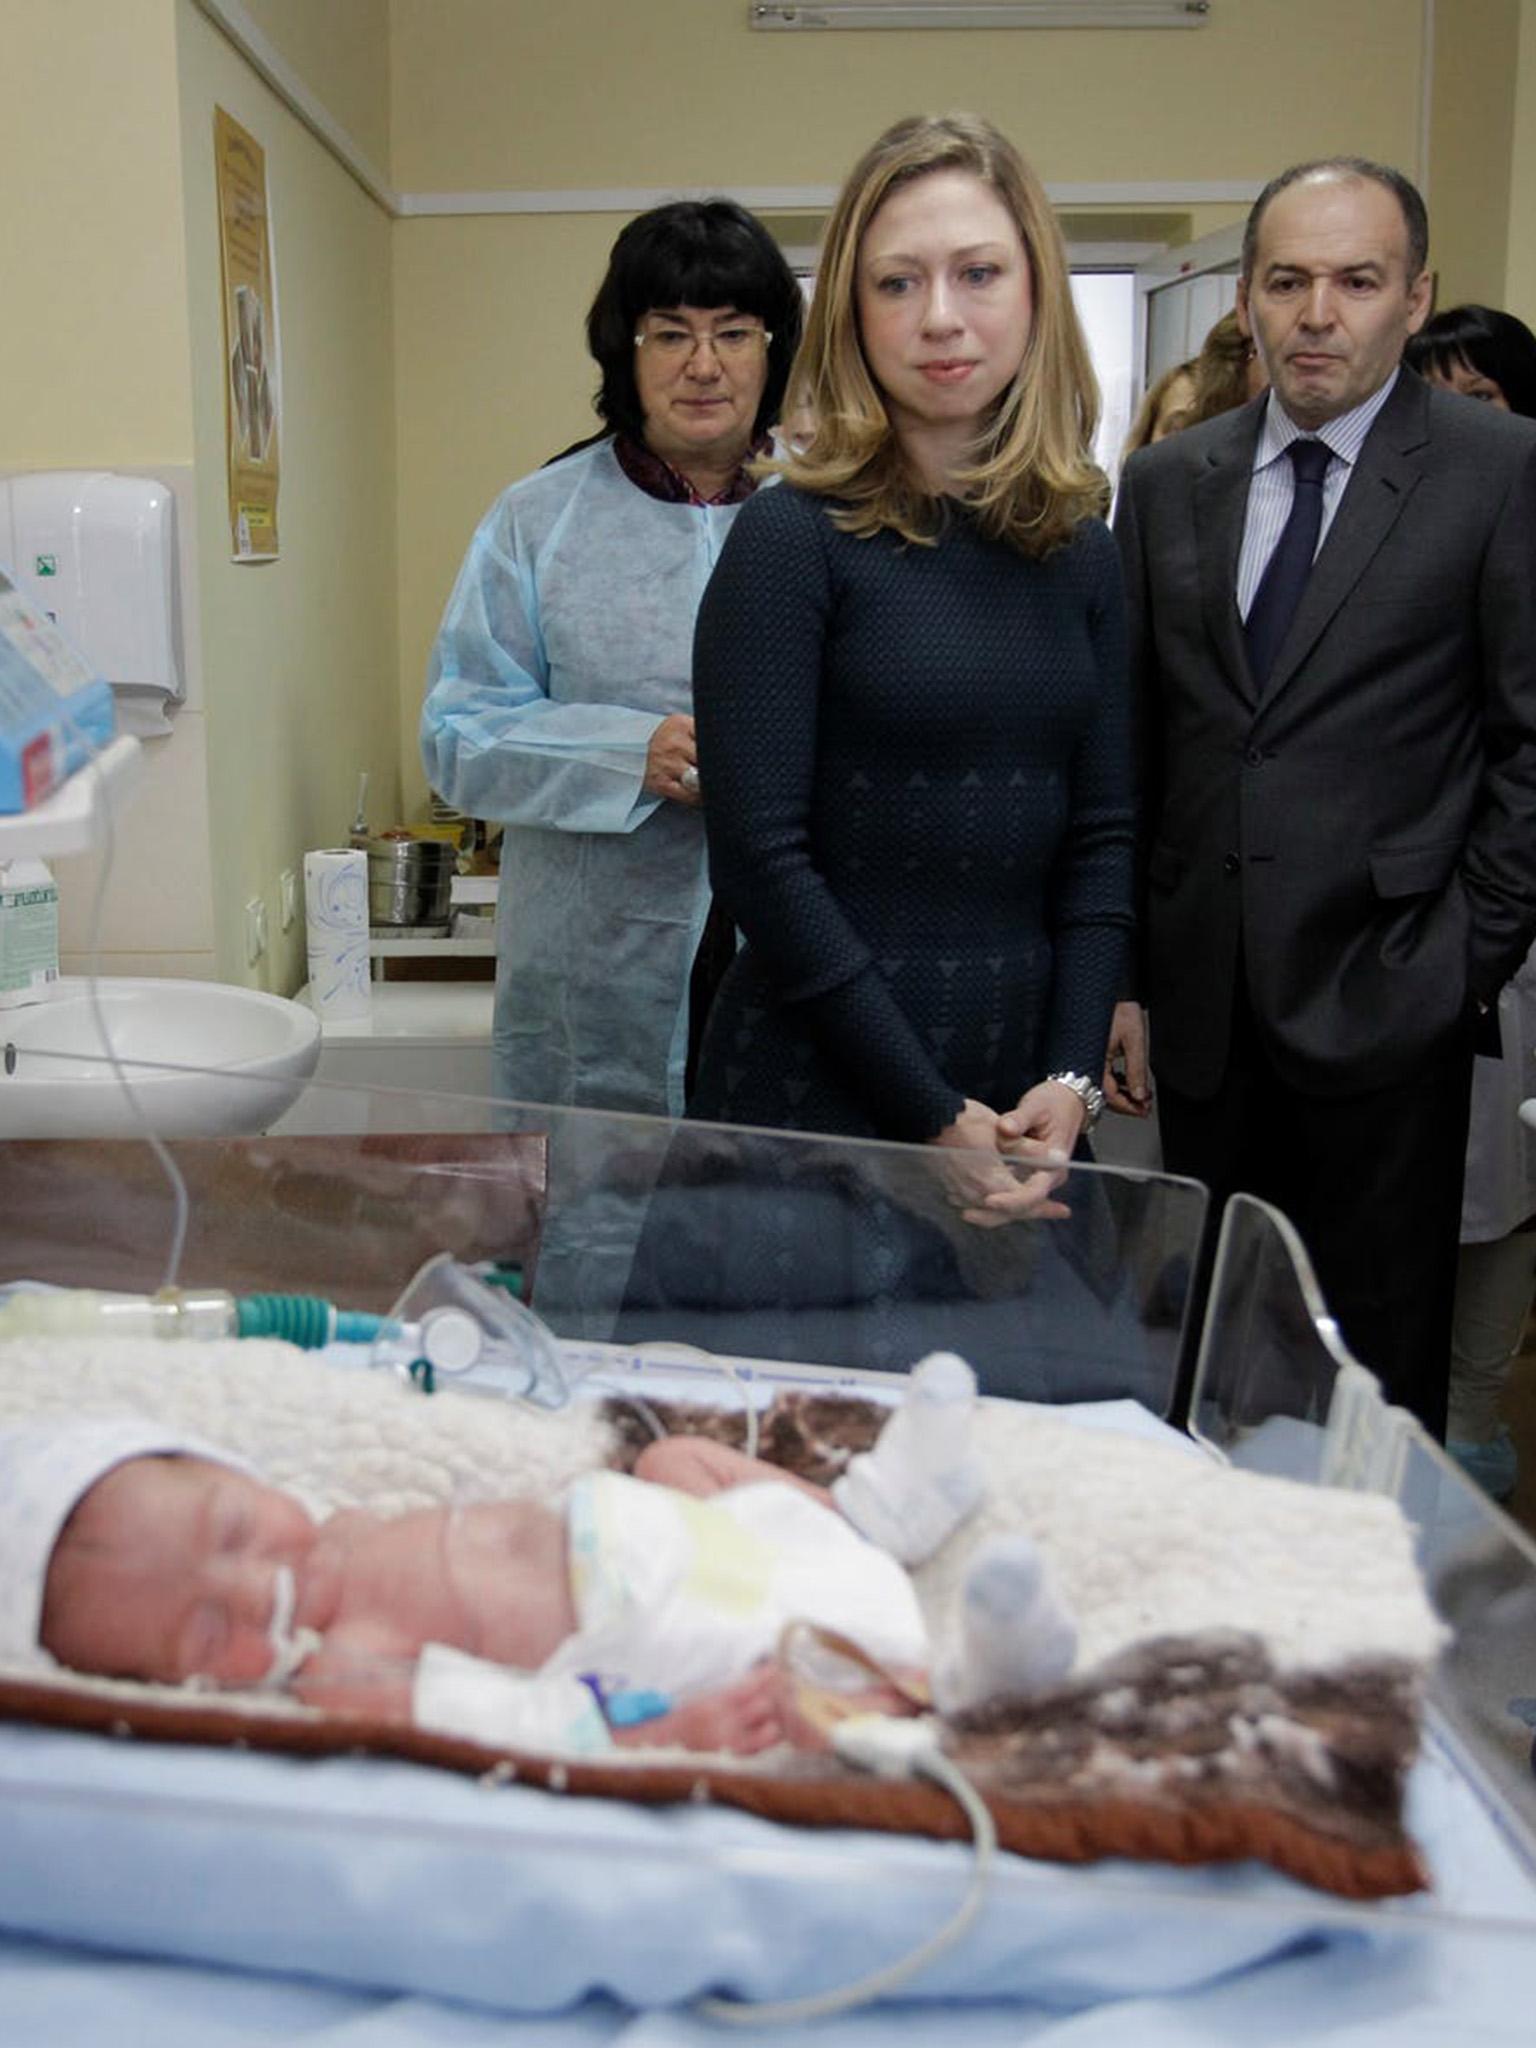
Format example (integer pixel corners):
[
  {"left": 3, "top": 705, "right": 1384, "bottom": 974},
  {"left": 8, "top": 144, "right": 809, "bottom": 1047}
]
[{"left": 1132, "top": 219, "right": 1246, "bottom": 398}]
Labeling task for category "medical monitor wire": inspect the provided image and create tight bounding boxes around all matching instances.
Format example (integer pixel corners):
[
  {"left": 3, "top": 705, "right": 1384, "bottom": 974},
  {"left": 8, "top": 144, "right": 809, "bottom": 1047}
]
[
  {"left": 4, "top": 701, "right": 193, "bottom": 1290},
  {"left": 694, "top": 1719, "right": 997, "bottom": 2026}
]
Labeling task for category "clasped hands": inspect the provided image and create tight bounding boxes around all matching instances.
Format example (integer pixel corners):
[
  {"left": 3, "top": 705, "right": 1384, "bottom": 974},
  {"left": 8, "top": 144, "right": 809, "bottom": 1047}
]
[{"left": 928, "top": 1085, "right": 1084, "bottom": 1228}]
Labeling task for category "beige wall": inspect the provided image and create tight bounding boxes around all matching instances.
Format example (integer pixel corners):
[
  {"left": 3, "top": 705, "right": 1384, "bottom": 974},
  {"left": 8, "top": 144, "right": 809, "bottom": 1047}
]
[
  {"left": 388, "top": 0, "right": 1431, "bottom": 811},
  {"left": 240, "top": 0, "right": 393, "bottom": 175},
  {"left": 393, "top": 209, "right": 626, "bottom": 795},
  {"left": 0, "top": 0, "right": 218, "bottom": 979},
  {"left": 0, "top": 0, "right": 194, "bottom": 467},
  {"left": 389, "top": 0, "right": 1426, "bottom": 191},
  {"left": 1428, "top": 0, "right": 1521, "bottom": 309},
  {"left": 176, "top": 0, "right": 399, "bottom": 991},
  {"left": 1507, "top": 0, "right": 1536, "bottom": 324},
  {"left": 0, "top": 1, "right": 397, "bottom": 993},
  {"left": 11, "top": 0, "right": 1536, "bottom": 961}
]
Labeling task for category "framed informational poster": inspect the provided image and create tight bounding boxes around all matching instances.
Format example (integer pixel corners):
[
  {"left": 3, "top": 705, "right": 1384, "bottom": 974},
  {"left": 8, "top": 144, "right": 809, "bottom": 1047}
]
[{"left": 214, "top": 107, "right": 281, "bottom": 560}]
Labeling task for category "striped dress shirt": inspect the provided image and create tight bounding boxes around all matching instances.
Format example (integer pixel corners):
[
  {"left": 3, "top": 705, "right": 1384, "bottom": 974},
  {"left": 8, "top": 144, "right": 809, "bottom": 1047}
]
[{"left": 1235, "top": 370, "right": 1400, "bottom": 619}]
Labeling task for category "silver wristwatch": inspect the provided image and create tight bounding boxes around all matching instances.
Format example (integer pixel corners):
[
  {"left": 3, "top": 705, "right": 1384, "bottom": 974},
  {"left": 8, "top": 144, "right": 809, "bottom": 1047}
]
[{"left": 1046, "top": 1070, "right": 1105, "bottom": 1131}]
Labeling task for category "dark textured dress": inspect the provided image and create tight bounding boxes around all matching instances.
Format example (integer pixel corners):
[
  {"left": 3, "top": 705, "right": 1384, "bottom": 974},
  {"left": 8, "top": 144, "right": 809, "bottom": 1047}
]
[
  {"left": 687, "top": 482, "right": 1134, "bottom": 1140},
  {"left": 612, "top": 484, "right": 1161, "bottom": 1393}
]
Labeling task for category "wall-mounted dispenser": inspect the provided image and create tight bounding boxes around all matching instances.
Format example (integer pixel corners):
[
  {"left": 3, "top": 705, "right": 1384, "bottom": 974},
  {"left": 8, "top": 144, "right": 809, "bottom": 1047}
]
[{"left": 0, "top": 471, "right": 184, "bottom": 739}]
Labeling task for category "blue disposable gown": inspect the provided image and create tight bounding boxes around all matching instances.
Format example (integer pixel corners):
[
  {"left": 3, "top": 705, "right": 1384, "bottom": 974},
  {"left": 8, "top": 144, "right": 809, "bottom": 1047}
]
[{"left": 421, "top": 439, "right": 745, "bottom": 1114}]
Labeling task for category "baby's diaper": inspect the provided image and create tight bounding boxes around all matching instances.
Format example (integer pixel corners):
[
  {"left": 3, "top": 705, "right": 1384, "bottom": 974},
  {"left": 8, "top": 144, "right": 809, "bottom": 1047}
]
[{"left": 544, "top": 1471, "right": 927, "bottom": 1701}]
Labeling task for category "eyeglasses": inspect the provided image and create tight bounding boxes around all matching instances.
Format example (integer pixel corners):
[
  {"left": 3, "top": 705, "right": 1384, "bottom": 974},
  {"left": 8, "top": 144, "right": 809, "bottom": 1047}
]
[{"left": 634, "top": 323, "right": 772, "bottom": 362}]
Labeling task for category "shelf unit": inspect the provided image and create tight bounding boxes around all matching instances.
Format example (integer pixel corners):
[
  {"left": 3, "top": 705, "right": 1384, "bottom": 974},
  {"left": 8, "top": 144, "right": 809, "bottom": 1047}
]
[{"left": 367, "top": 933, "right": 495, "bottom": 960}]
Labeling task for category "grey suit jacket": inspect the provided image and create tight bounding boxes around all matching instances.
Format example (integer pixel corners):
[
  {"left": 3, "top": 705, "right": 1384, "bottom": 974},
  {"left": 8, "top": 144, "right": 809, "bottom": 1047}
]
[{"left": 1114, "top": 368, "right": 1536, "bottom": 1100}]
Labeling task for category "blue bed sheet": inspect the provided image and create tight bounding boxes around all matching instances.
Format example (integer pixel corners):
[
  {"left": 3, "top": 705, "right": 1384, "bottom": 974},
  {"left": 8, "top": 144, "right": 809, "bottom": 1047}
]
[
  {"left": 2, "top": 1384, "right": 1531, "bottom": 2041},
  {"left": 0, "top": 1918, "right": 1530, "bottom": 2047},
  {"left": 0, "top": 1709, "right": 1531, "bottom": 2031}
]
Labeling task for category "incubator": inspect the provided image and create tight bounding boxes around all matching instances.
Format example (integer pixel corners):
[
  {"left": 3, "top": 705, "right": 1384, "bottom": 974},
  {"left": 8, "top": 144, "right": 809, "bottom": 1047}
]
[
  {"left": 0, "top": 712, "right": 1533, "bottom": 2025},
  {"left": 0, "top": 1052, "right": 1534, "bottom": 2030}
]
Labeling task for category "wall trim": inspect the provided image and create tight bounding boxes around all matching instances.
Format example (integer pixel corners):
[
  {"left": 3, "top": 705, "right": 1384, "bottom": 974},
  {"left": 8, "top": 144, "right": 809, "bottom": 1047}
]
[
  {"left": 397, "top": 180, "right": 1261, "bottom": 219},
  {"left": 1419, "top": 0, "right": 1436, "bottom": 199},
  {"left": 190, "top": 7, "right": 1261, "bottom": 226},
  {"left": 191, "top": 0, "right": 398, "bottom": 212}
]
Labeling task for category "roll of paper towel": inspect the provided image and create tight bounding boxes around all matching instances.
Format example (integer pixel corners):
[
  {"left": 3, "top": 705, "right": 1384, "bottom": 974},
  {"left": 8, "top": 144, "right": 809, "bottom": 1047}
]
[{"left": 304, "top": 848, "right": 371, "bottom": 1022}]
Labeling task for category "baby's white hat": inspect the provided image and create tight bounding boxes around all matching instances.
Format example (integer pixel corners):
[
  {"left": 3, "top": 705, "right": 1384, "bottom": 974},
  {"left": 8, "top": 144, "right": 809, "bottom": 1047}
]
[{"left": 0, "top": 1417, "right": 249, "bottom": 1673}]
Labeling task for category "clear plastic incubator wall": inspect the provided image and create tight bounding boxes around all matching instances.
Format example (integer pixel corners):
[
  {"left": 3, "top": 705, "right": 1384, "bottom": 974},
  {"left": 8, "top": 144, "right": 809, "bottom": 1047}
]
[{"left": 1, "top": 1045, "right": 1535, "bottom": 2019}]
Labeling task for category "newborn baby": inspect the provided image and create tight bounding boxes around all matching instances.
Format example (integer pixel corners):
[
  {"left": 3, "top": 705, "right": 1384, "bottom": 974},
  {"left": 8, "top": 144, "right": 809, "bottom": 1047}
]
[{"left": 15, "top": 1359, "right": 1077, "bottom": 1757}]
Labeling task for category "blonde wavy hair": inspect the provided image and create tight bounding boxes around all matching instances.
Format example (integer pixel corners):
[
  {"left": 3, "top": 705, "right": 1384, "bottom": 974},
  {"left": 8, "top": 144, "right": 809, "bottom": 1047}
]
[{"left": 778, "top": 113, "right": 1107, "bottom": 556}]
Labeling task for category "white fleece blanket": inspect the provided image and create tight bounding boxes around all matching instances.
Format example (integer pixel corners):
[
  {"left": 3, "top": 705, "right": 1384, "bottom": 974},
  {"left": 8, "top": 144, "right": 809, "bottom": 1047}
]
[
  {"left": 916, "top": 1401, "right": 1449, "bottom": 1678},
  {"left": 0, "top": 1335, "right": 614, "bottom": 1523},
  {"left": 0, "top": 1335, "right": 1446, "bottom": 1693}
]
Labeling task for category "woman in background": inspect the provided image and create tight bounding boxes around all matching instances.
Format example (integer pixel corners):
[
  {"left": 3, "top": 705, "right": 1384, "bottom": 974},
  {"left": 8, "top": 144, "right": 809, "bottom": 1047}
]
[
  {"left": 1179, "top": 307, "right": 1266, "bottom": 429},
  {"left": 1406, "top": 303, "right": 1536, "bottom": 1502},
  {"left": 421, "top": 201, "right": 802, "bottom": 1116},
  {"left": 1408, "top": 302, "right": 1536, "bottom": 418},
  {"left": 687, "top": 114, "right": 1132, "bottom": 1209},
  {"left": 1123, "top": 358, "right": 1196, "bottom": 454},
  {"left": 1122, "top": 310, "right": 1266, "bottom": 466}
]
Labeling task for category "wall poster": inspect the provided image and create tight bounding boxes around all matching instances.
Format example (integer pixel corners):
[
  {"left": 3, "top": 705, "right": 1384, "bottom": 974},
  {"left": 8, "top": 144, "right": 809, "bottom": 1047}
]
[{"left": 214, "top": 107, "right": 281, "bottom": 560}]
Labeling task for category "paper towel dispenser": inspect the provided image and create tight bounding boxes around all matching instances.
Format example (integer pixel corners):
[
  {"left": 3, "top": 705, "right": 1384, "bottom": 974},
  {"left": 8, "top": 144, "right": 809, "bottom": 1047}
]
[{"left": 0, "top": 471, "right": 184, "bottom": 738}]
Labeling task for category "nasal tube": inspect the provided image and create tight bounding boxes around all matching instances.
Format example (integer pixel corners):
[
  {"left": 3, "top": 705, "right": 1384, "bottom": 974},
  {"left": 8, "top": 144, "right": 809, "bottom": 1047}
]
[{"left": 0, "top": 1286, "right": 384, "bottom": 1348}]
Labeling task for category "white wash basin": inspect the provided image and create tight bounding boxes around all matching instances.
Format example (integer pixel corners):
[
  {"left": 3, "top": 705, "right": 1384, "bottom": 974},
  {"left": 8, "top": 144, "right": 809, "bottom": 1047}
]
[{"left": 0, "top": 977, "right": 321, "bottom": 1139}]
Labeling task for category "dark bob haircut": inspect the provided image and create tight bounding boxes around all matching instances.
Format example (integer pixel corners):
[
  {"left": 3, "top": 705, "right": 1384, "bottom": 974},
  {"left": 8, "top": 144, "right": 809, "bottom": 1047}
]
[
  {"left": 586, "top": 199, "right": 804, "bottom": 444},
  {"left": 1405, "top": 303, "right": 1536, "bottom": 421},
  {"left": 1241, "top": 157, "right": 1429, "bottom": 283}
]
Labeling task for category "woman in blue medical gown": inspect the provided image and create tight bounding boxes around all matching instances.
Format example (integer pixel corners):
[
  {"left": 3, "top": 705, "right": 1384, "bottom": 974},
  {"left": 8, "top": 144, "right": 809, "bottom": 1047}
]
[{"left": 421, "top": 202, "right": 803, "bottom": 1114}]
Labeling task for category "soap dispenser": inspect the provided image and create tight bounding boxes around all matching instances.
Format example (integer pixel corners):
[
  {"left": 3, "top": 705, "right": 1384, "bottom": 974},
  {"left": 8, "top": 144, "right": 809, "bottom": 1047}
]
[{"left": 0, "top": 855, "right": 60, "bottom": 1009}]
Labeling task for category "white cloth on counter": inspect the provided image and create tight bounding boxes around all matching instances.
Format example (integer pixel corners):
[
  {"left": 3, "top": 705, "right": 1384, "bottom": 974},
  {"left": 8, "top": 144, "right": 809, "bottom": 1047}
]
[{"left": 303, "top": 848, "right": 371, "bottom": 1024}]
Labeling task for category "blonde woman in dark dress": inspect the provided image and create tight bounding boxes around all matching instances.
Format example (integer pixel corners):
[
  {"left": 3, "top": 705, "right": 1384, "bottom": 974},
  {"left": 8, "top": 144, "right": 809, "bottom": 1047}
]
[{"left": 688, "top": 115, "right": 1133, "bottom": 1227}]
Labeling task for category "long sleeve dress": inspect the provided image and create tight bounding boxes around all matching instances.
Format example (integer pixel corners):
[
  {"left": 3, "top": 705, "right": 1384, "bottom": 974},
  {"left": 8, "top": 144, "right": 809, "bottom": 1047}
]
[{"left": 686, "top": 483, "right": 1135, "bottom": 1141}]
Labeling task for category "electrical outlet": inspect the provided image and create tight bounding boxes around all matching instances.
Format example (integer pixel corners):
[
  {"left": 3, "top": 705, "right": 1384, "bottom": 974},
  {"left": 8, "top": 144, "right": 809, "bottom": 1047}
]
[
  {"left": 278, "top": 867, "right": 298, "bottom": 932},
  {"left": 245, "top": 895, "right": 268, "bottom": 965}
]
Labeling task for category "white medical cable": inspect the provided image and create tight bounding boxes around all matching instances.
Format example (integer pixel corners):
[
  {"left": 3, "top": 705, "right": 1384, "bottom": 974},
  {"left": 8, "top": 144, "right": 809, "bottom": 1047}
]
[
  {"left": 5, "top": 696, "right": 194, "bottom": 1288},
  {"left": 609, "top": 1391, "right": 671, "bottom": 1445},
  {"left": 629, "top": 1341, "right": 762, "bottom": 1458},
  {"left": 717, "top": 1358, "right": 761, "bottom": 1460},
  {"left": 694, "top": 1719, "right": 997, "bottom": 2027},
  {"left": 78, "top": 733, "right": 191, "bottom": 1288}
]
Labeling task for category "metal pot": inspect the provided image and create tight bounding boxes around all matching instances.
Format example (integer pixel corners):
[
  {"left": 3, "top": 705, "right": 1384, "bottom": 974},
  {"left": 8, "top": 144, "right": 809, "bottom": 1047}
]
[{"left": 363, "top": 834, "right": 457, "bottom": 927}]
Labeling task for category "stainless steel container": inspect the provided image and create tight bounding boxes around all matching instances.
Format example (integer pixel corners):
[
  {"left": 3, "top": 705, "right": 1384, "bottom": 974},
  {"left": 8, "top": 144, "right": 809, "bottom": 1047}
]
[{"left": 363, "top": 835, "right": 456, "bottom": 927}]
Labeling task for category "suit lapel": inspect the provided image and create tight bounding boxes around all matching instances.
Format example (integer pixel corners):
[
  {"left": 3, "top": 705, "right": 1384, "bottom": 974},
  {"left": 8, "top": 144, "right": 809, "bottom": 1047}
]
[
  {"left": 1262, "top": 373, "right": 1430, "bottom": 703},
  {"left": 1193, "top": 401, "right": 1264, "bottom": 707}
]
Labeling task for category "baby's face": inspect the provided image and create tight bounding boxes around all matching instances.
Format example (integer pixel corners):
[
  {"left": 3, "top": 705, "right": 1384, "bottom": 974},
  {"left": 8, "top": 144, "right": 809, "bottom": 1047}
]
[{"left": 42, "top": 1456, "right": 316, "bottom": 1688}]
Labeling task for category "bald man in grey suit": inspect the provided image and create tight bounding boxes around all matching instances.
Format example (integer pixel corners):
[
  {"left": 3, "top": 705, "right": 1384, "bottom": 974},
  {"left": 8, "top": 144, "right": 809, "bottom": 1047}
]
[{"left": 1111, "top": 159, "right": 1536, "bottom": 1435}]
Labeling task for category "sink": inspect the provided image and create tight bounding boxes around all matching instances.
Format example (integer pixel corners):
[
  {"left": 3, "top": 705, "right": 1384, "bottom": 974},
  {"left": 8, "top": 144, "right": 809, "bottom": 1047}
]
[{"left": 0, "top": 977, "right": 321, "bottom": 1139}]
